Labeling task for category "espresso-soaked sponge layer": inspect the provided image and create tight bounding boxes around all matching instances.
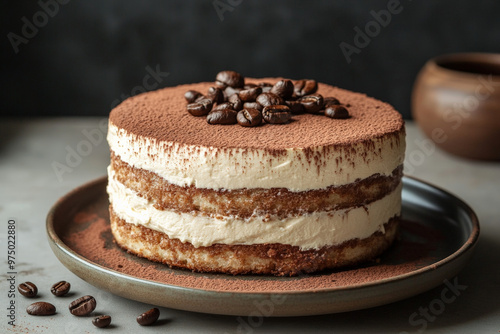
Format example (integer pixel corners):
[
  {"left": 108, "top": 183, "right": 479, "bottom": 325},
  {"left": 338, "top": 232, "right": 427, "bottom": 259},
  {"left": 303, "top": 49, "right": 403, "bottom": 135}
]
[
  {"left": 110, "top": 151, "right": 403, "bottom": 219},
  {"left": 110, "top": 207, "right": 400, "bottom": 276}
]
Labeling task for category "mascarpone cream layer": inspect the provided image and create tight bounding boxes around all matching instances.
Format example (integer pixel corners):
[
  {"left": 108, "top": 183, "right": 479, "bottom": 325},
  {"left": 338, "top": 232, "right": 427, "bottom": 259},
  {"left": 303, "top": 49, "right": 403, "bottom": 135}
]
[
  {"left": 108, "top": 169, "right": 402, "bottom": 250},
  {"left": 108, "top": 122, "right": 405, "bottom": 192}
]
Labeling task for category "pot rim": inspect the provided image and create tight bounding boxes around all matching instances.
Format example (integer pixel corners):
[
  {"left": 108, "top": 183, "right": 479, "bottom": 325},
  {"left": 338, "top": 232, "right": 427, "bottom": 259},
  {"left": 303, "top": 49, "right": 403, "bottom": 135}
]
[{"left": 426, "top": 52, "right": 500, "bottom": 83}]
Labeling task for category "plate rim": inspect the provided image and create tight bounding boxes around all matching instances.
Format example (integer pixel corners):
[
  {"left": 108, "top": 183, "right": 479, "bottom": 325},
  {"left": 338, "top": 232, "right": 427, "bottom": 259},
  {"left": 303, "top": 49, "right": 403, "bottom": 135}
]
[{"left": 46, "top": 175, "right": 480, "bottom": 306}]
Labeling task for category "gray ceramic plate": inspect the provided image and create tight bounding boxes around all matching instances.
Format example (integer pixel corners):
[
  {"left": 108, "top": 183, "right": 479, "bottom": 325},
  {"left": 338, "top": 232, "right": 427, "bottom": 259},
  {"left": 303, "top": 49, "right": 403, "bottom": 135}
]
[{"left": 46, "top": 176, "right": 479, "bottom": 316}]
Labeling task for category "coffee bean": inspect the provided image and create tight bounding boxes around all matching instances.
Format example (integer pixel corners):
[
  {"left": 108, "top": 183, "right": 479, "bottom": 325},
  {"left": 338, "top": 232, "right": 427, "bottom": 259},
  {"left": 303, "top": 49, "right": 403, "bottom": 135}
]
[
  {"left": 213, "top": 102, "right": 234, "bottom": 111},
  {"left": 184, "top": 90, "right": 202, "bottom": 103},
  {"left": 239, "top": 86, "right": 262, "bottom": 102},
  {"left": 243, "top": 102, "right": 263, "bottom": 111},
  {"left": 224, "top": 86, "right": 242, "bottom": 98},
  {"left": 137, "top": 307, "right": 160, "bottom": 326},
  {"left": 215, "top": 80, "right": 227, "bottom": 89},
  {"left": 216, "top": 70, "right": 244, "bottom": 88},
  {"left": 256, "top": 93, "right": 285, "bottom": 107},
  {"left": 258, "top": 82, "right": 273, "bottom": 93},
  {"left": 270, "top": 79, "right": 294, "bottom": 99},
  {"left": 27, "top": 302, "right": 56, "bottom": 316},
  {"left": 18, "top": 282, "right": 37, "bottom": 298},
  {"left": 237, "top": 108, "right": 263, "bottom": 127},
  {"left": 187, "top": 98, "right": 213, "bottom": 116},
  {"left": 207, "top": 109, "right": 238, "bottom": 125},
  {"left": 299, "top": 94, "right": 324, "bottom": 114},
  {"left": 285, "top": 100, "right": 305, "bottom": 114},
  {"left": 228, "top": 93, "right": 243, "bottom": 111},
  {"left": 69, "top": 295, "right": 96, "bottom": 316},
  {"left": 244, "top": 83, "right": 257, "bottom": 89},
  {"left": 294, "top": 79, "right": 318, "bottom": 97},
  {"left": 93, "top": 315, "right": 112, "bottom": 328},
  {"left": 325, "top": 105, "right": 350, "bottom": 119},
  {"left": 207, "top": 86, "right": 224, "bottom": 104},
  {"left": 323, "top": 97, "right": 341, "bottom": 107},
  {"left": 262, "top": 105, "right": 292, "bottom": 124},
  {"left": 51, "top": 281, "right": 71, "bottom": 297}
]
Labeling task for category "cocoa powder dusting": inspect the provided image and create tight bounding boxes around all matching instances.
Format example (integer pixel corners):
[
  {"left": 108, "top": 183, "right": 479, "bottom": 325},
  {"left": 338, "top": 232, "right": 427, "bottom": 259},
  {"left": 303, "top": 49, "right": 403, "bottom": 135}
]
[
  {"left": 109, "top": 78, "right": 404, "bottom": 152},
  {"left": 62, "top": 209, "right": 443, "bottom": 293}
]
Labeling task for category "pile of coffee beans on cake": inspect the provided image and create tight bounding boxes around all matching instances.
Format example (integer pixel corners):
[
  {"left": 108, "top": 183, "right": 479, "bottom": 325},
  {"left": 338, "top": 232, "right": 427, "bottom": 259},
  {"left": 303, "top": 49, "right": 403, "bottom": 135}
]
[
  {"left": 185, "top": 71, "right": 350, "bottom": 126},
  {"left": 18, "top": 280, "right": 161, "bottom": 328}
]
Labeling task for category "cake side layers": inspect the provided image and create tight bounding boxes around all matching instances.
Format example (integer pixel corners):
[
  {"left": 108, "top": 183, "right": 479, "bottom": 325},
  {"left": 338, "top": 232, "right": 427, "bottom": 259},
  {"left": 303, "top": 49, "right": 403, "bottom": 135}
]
[
  {"left": 110, "top": 212, "right": 399, "bottom": 276},
  {"left": 107, "top": 170, "right": 402, "bottom": 250},
  {"left": 108, "top": 121, "right": 404, "bottom": 191},
  {"left": 110, "top": 152, "right": 403, "bottom": 218}
]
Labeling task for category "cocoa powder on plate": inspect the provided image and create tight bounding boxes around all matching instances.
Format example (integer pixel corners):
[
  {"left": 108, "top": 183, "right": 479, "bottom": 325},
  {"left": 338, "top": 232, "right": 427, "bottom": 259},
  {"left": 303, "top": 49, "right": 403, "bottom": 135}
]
[{"left": 62, "top": 211, "right": 441, "bottom": 293}]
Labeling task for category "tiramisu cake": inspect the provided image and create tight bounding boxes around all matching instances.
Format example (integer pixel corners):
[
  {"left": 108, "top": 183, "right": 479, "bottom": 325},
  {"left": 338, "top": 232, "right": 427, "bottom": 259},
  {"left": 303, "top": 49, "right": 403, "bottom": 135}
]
[{"left": 107, "top": 71, "right": 405, "bottom": 276}]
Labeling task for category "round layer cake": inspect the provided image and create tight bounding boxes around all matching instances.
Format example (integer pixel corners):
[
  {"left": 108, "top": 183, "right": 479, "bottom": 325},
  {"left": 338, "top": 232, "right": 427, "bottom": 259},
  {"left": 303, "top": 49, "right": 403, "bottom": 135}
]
[{"left": 107, "top": 78, "right": 405, "bottom": 276}]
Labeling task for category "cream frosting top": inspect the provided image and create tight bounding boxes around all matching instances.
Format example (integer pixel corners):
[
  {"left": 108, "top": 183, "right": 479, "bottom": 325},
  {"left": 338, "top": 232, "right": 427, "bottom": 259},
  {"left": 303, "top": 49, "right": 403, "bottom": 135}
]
[{"left": 108, "top": 122, "right": 404, "bottom": 191}]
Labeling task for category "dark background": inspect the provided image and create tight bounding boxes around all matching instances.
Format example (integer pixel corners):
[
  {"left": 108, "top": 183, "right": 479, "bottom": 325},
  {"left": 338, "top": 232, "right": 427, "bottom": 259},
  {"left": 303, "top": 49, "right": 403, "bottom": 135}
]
[{"left": 2, "top": 0, "right": 500, "bottom": 119}]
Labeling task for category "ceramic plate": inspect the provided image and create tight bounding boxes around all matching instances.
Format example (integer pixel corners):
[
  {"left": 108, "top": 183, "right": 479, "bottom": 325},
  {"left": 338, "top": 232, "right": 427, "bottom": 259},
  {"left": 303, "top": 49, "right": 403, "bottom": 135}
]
[{"left": 46, "top": 176, "right": 479, "bottom": 316}]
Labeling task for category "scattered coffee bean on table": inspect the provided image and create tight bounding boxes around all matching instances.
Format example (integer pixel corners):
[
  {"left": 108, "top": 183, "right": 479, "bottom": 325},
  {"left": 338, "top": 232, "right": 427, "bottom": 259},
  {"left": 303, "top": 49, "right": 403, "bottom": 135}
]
[
  {"left": 51, "top": 281, "right": 71, "bottom": 297},
  {"left": 93, "top": 315, "right": 112, "bottom": 328},
  {"left": 69, "top": 295, "right": 96, "bottom": 316},
  {"left": 27, "top": 302, "right": 56, "bottom": 316},
  {"left": 18, "top": 282, "right": 38, "bottom": 298},
  {"left": 137, "top": 307, "right": 160, "bottom": 326}
]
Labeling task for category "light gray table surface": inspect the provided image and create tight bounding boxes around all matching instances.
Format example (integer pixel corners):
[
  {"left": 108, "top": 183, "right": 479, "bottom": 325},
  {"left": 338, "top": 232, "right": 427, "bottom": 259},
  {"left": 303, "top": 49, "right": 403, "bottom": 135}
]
[{"left": 0, "top": 118, "right": 498, "bottom": 334}]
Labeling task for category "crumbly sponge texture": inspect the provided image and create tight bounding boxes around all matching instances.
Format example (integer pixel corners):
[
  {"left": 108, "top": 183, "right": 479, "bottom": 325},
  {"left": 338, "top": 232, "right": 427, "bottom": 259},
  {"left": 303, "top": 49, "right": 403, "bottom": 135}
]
[
  {"left": 111, "top": 151, "right": 403, "bottom": 219},
  {"left": 110, "top": 207, "right": 399, "bottom": 276}
]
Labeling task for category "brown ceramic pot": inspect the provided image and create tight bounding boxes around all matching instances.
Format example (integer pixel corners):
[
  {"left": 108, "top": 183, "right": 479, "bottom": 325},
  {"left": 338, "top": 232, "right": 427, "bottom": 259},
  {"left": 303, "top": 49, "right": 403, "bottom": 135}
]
[{"left": 412, "top": 53, "right": 500, "bottom": 161}]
